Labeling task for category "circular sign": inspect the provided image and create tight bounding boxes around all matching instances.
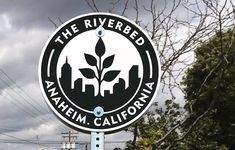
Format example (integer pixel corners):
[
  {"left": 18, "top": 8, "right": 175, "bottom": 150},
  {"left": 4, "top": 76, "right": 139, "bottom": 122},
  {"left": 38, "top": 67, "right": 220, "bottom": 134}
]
[{"left": 39, "top": 13, "right": 160, "bottom": 133}]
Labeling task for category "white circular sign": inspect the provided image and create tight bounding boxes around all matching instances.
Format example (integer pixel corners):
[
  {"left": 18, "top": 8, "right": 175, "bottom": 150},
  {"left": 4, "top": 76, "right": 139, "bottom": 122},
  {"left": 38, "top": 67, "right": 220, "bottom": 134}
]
[{"left": 39, "top": 13, "right": 161, "bottom": 133}]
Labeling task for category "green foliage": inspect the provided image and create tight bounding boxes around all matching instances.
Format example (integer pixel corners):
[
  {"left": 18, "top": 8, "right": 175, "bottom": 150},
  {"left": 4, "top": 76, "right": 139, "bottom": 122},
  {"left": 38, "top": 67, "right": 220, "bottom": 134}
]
[
  {"left": 182, "top": 28, "right": 235, "bottom": 149},
  {"left": 125, "top": 100, "right": 182, "bottom": 150},
  {"left": 180, "top": 114, "right": 229, "bottom": 150}
]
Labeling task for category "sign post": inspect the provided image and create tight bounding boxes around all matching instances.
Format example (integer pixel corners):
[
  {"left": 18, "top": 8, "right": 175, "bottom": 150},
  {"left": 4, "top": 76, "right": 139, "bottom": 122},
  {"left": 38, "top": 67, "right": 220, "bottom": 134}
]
[
  {"left": 39, "top": 13, "right": 160, "bottom": 149},
  {"left": 91, "top": 132, "right": 104, "bottom": 150},
  {"left": 91, "top": 106, "right": 105, "bottom": 150}
]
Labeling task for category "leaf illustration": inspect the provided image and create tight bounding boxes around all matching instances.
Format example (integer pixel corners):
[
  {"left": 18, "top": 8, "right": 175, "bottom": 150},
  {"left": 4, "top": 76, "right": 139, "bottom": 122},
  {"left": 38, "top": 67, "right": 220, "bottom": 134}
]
[
  {"left": 84, "top": 53, "right": 97, "bottom": 66},
  {"left": 103, "top": 70, "right": 120, "bottom": 82},
  {"left": 103, "top": 55, "right": 115, "bottom": 69},
  {"left": 79, "top": 68, "right": 96, "bottom": 79},
  {"left": 95, "top": 37, "right": 105, "bottom": 57}
]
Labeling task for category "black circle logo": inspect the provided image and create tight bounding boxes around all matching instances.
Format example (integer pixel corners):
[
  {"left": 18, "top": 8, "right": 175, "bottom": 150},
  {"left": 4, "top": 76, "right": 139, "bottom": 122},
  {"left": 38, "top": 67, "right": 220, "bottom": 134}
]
[{"left": 39, "top": 13, "right": 160, "bottom": 133}]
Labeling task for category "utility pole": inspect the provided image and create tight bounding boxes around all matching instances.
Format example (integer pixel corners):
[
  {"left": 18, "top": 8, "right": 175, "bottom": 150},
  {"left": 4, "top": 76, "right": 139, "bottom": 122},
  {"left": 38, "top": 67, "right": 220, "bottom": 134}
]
[{"left": 61, "top": 131, "right": 78, "bottom": 150}]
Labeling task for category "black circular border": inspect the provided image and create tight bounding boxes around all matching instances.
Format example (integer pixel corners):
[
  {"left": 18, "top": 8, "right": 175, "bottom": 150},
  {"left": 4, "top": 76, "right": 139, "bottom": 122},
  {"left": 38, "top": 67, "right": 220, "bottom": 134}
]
[{"left": 39, "top": 13, "right": 160, "bottom": 133}]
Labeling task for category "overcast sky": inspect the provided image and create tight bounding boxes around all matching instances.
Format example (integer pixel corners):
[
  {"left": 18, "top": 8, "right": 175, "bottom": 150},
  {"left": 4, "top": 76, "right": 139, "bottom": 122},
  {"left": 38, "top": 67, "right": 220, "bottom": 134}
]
[{"left": 0, "top": 0, "right": 186, "bottom": 150}]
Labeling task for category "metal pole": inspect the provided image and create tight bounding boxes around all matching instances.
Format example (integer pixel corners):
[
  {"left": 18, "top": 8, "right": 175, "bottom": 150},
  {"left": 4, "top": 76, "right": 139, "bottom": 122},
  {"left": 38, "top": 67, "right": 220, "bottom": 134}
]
[
  {"left": 91, "top": 107, "right": 105, "bottom": 149},
  {"left": 90, "top": 132, "right": 104, "bottom": 150}
]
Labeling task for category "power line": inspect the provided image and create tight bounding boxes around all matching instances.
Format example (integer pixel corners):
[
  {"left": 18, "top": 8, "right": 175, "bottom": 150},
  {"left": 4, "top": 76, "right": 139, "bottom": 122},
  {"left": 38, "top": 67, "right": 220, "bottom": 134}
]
[
  {"left": 0, "top": 83, "right": 56, "bottom": 128},
  {"left": 0, "top": 127, "right": 21, "bottom": 132},
  {"left": 0, "top": 87, "right": 66, "bottom": 133},
  {"left": 0, "top": 133, "right": 50, "bottom": 148},
  {"left": 0, "top": 85, "right": 38, "bottom": 119},
  {"left": 0, "top": 69, "right": 50, "bottom": 113},
  {"left": 0, "top": 73, "right": 48, "bottom": 116},
  {"left": 0, "top": 68, "right": 70, "bottom": 129},
  {"left": 0, "top": 69, "right": 67, "bottom": 132}
]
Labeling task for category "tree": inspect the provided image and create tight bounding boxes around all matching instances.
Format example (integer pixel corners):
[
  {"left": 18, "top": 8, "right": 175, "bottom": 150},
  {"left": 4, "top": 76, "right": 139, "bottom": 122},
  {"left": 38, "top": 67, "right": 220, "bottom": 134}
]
[
  {"left": 117, "top": 0, "right": 234, "bottom": 149},
  {"left": 182, "top": 28, "right": 235, "bottom": 149},
  {"left": 125, "top": 100, "right": 182, "bottom": 150}
]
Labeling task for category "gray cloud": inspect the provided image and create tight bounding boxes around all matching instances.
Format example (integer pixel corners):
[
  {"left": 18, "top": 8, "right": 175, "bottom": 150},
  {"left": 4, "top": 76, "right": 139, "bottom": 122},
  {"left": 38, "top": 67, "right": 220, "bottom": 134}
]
[{"left": 0, "top": 0, "right": 86, "bottom": 29}]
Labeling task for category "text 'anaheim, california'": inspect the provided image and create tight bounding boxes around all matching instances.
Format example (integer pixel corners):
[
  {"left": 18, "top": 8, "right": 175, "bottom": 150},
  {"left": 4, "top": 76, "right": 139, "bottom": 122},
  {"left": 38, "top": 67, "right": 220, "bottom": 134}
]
[{"left": 44, "top": 80, "right": 155, "bottom": 127}]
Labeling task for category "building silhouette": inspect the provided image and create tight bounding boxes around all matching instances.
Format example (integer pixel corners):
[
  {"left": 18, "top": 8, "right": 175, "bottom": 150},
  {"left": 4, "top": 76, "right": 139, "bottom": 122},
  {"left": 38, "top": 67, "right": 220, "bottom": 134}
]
[
  {"left": 59, "top": 57, "right": 141, "bottom": 111},
  {"left": 60, "top": 57, "right": 71, "bottom": 93},
  {"left": 113, "top": 78, "right": 126, "bottom": 95},
  {"left": 74, "top": 78, "right": 82, "bottom": 92},
  {"left": 128, "top": 65, "right": 140, "bottom": 91},
  {"left": 85, "top": 84, "right": 95, "bottom": 96}
]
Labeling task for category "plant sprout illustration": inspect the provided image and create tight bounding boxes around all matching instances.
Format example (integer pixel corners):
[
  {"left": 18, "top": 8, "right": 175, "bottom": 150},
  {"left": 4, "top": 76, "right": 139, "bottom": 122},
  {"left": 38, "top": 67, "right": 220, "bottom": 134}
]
[{"left": 79, "top": 26, "right": 120, "bottom": 97}]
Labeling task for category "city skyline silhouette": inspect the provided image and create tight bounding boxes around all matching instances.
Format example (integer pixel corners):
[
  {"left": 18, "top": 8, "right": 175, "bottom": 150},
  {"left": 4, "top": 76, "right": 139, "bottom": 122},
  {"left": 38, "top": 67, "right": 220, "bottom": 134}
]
[{"left": 59, "top": 57, "right": 141, "bottom": 111}]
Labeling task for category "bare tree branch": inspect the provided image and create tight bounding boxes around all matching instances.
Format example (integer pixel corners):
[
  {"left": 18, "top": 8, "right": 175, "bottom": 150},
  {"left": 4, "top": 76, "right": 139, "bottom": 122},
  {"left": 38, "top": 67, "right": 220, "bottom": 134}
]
[
  {"left": 48, "top": 17, "right": 58, "bottom": 28},
  {"left": 85, "top": 0, "right": 99, "bottom": 12},
  {"left": 58, "top": 17, "right": 63, "bottom": 24},
  {"left": 133, "top": 0, "right": 139, "bottom": 24},
  {"left": 166, "top": 101, "right": 214, "bottom": 150},
  {"left": 108, "top": 0, "right": 121, "bottom": 13},
  {"left": 121, "top": 0, "right": 129, "bottom": 16}
]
